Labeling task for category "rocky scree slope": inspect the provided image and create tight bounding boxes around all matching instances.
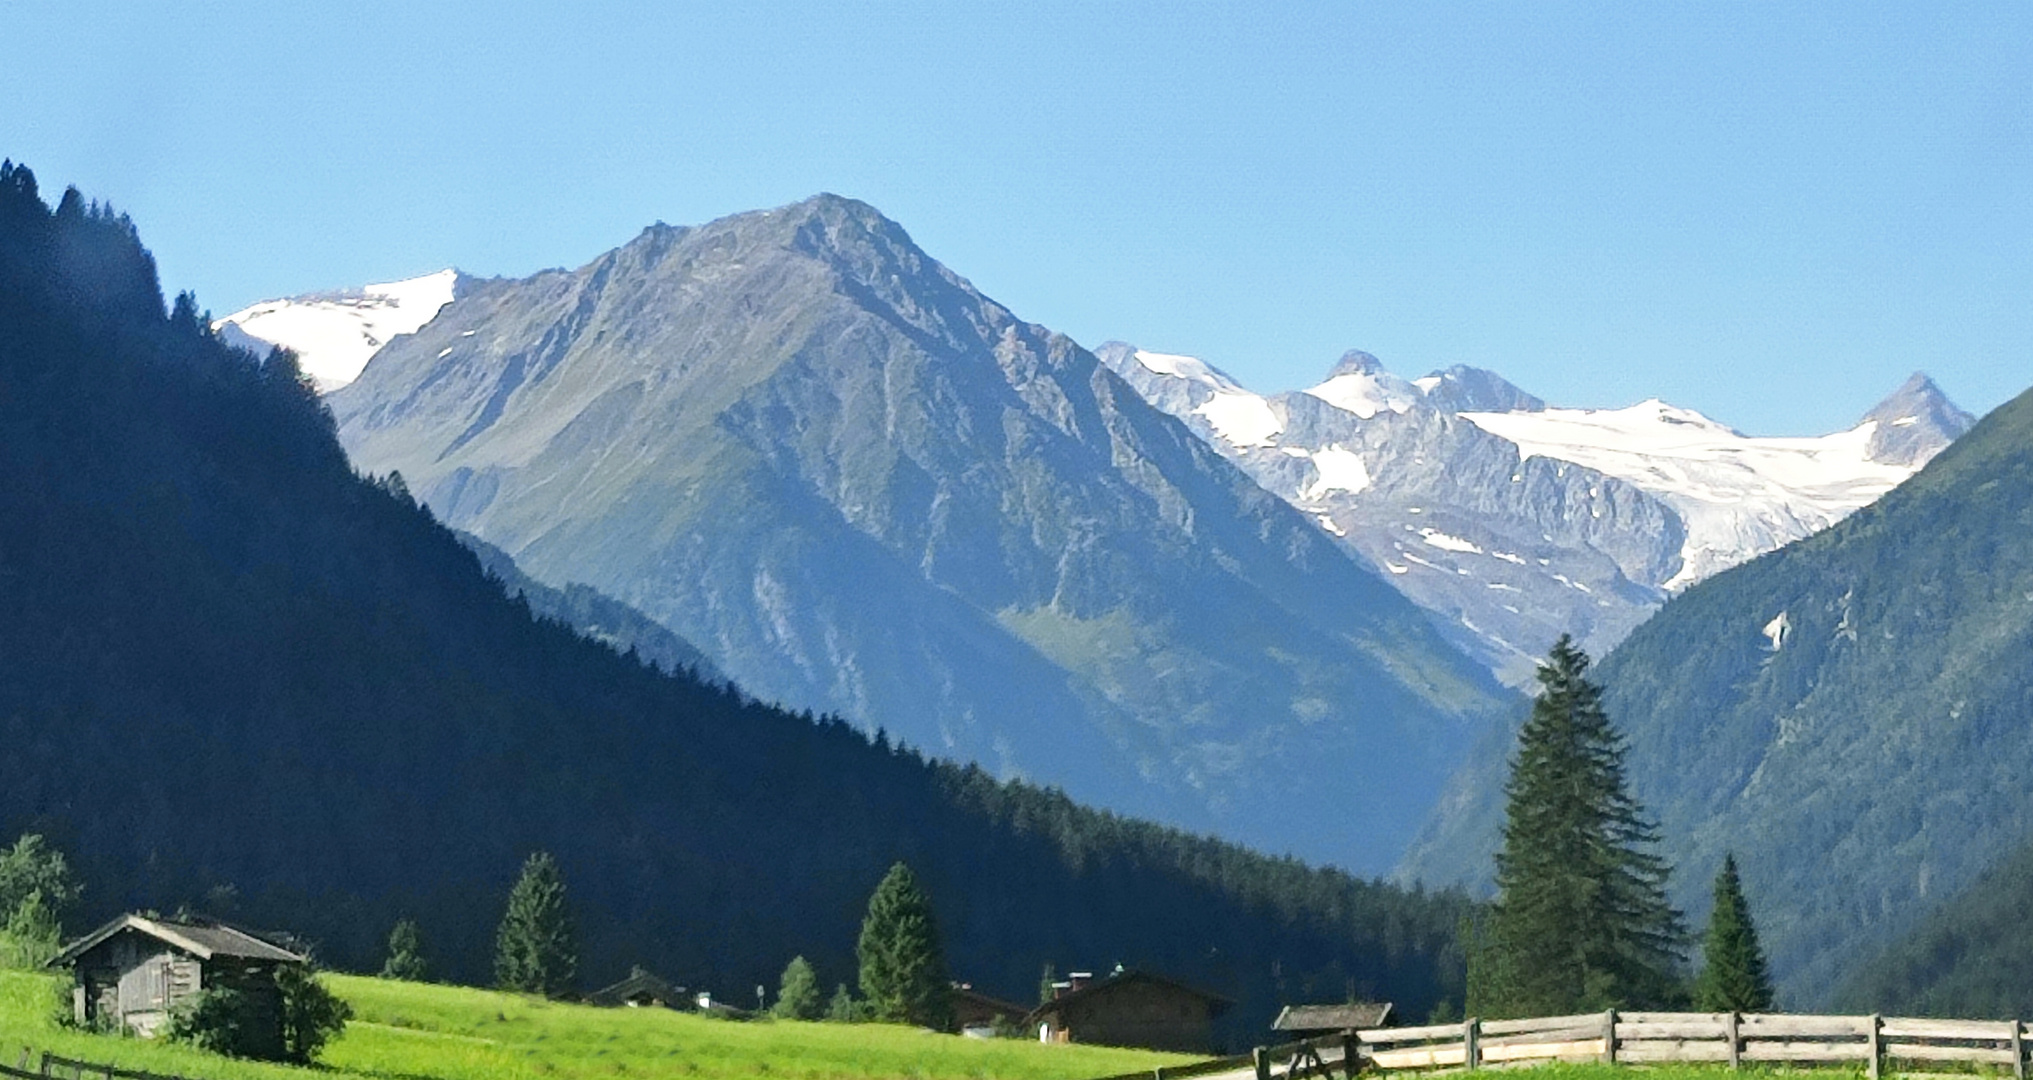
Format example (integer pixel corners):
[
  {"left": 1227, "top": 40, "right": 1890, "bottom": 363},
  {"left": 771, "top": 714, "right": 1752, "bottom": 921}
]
[{"left": 325, "top": 195, "right": 1515, "bottom": 870}]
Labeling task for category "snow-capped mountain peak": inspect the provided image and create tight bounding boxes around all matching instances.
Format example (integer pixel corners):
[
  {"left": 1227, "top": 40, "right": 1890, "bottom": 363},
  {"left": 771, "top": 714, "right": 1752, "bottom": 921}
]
[
  {"left": 1457, "top": 399, "right": 1916, "bottom": 589},
  {"left": 1099, "top": 340, "right": 1972, "bottom": 684},
  {"left": 214, "top": 269, "right": 459, "bottom": 392},
  {"left": 1416, "top": 364, "right": 1547, "bottom": 414},
  {"left": 1859, "top": 371, "right": 1976, "bottom": 466},
  {"left": 1305, "top": 352, "right": 1424, "bottom": 418}
]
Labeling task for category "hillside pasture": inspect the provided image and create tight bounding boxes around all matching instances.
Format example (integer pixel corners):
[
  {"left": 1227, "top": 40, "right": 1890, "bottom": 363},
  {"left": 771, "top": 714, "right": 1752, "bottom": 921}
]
[{"left": 0, "top": 972, "right": 1188, "bottom": 1080}]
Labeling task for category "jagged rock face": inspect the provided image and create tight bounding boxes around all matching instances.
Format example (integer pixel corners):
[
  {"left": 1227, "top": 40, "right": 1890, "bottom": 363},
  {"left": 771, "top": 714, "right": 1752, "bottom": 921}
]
[
  {"left": 1095, "top": 343, "right": 1970, "bottom": 686},
  {"left": 1862, "top": 372, "right": 1976, "bottom": 466},
  {"left": 326, "top": 195, "right": 1514, "bottom": 871},
  {"left": 1097, "top": 343, "right": 1682, "bottom": 682}
]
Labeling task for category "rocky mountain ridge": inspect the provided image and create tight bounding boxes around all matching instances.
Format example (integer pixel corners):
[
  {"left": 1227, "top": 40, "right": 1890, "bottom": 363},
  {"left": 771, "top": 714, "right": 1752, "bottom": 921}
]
[
  {"left": 1097, "top": 343, "right": 1970, "bottom": 683},
  {"left": 312, "top": 194, "right": 1515, "bottom": 871}
]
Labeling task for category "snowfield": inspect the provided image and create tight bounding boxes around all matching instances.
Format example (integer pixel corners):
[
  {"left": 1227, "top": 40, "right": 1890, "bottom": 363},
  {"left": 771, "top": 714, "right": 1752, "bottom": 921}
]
[
  {"left": 1459, "top": 401, "right": 1914, "bottom": 588},
  {"left": 215, "top": 269, "right": 457, "bottom": 392}
]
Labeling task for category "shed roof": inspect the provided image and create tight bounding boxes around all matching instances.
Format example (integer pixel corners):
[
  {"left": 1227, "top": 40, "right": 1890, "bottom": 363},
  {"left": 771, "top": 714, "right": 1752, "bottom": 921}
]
[
  {"left": 1026, "top": 970, "right": 1233, "bottom": 1023},
  {"left": 1272, "top": 1002, "right": 1394, "bottom": 1032},
  {"left": 51, "top": 914, "right": 306, "bottom": 968}
]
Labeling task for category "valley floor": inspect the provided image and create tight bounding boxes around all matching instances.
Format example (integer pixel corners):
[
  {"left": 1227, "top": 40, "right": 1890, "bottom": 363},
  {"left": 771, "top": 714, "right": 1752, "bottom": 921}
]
[{"left": 0, "top": 973, "right": 1186, "bottom": 1080}]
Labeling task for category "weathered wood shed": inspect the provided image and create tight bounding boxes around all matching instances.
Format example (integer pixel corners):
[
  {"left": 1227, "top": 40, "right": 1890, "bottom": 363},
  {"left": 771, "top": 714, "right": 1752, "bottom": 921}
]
[
  {"left": 50, "top": 914, "right": 306, "bottom": 1052},
  {"left": 1028, "top": 970, "right": 1232, "bottom": 1054}
]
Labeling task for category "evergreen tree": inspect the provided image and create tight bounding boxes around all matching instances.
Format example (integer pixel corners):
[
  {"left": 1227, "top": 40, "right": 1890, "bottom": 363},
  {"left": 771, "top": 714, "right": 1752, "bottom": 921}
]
[
  {"left": 0, "top": 890, "right": 59, "bottom": 969},
  {"left": 0, "top": 835, "right": 79, "bottom": 927},
  {"left": 380, "top": 917, "right": 428, "bottom": 981},
  {"left": 1473, "top": 636, "right": 1686, "bottom": 1016},
  {"left": 495, "top": 852, "right": 576, "bottom": 996},
  {"left": 856, "top": 862, "right": 952, "bottom": 1029},
  {"left": 1693, "top": 855, "right": 1774, "bottom": 1012},
  {"left": 774, "top": 955, "right": 822, "bottom": 1020},
  {"left": 825, "top": 983, "right": 864, "bottom": 1022}
]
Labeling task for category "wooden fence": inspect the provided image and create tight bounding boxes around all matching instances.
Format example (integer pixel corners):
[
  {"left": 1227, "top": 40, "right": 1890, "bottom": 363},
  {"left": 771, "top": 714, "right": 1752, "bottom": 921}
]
[
  {"left": 1095, "top": 1012, "right": 2033, "bottom": 1080},
  {"left": 3, "top": 1050, "right": 196, "bottom": 1080}
]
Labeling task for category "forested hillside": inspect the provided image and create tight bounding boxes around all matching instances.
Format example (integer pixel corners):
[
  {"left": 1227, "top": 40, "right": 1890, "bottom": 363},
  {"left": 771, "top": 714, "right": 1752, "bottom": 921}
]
[
  {"left": 1401, "top": 379, "right": 2033, "bottom": 1004},
  {"left": 1834, "top": 833, "right": 2033, "bottom": 1018},
  {"left": 0, "top": 161, "right": 1469, "bottom": 1046}
]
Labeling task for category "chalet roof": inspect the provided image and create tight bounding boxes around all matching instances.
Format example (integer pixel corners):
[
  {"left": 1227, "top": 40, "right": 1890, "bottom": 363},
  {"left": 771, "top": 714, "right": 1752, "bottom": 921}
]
[
  {"left": 1272, "top": 1002, "right": 1394, "bottom": 1032},
  {"left": 1026, "top": 970, "right": 1233, "bottom": 1022},
  {"left": 588, "top": 968, "right": 684, "bottom": 1005},
  {"left": 950, "top": 984, "right": 1030, "bottom": 1020},
  {"left": 50, "top": 914, "right": 306, "bottom": 968}
]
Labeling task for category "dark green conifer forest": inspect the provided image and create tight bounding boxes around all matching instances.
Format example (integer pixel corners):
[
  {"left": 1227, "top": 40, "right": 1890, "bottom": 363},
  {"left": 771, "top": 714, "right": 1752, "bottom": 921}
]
[{"left": 0, "top": 160, "right": 1473, "bottom": 1047}]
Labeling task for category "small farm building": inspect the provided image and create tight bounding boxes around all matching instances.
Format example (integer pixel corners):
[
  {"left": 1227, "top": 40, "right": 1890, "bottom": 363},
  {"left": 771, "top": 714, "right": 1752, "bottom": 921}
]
[
  {"left": 587, "top": 967, "right": 684, "bottom": 1008},
  {"left": 1271, "top": 1002, "right": 1394, "bottom": 1038},
  {"left": 1028, "top": 969, "right": 1232, "bottom": 1053},
  {"left": 50, "top": 914, "right": 306, "bottom": 1052},
  {"left": 951, "top": 983, "right": 1029, "bottom": 1037}
]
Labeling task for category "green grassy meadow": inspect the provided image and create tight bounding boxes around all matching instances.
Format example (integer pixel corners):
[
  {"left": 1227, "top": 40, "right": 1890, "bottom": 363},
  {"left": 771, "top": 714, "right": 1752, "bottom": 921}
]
[{"left": 0, "top": 972, "right": 1189, "bottom": 1080}]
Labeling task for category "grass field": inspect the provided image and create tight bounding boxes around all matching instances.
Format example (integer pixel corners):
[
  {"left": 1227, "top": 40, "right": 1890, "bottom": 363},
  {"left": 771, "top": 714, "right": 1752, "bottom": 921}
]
[{"left": 0, "top": 971, "right": 1190, "bottom": 1080}]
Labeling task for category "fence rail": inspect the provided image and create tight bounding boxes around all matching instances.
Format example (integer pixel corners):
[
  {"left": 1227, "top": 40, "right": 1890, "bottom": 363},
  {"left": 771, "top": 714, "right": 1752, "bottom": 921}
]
[
  {"left": 7, "top": 1050, "right": 195, "bottom": 1080},
  {"left": 1092, "top": 1011, "right": 2033, "bottom": 1080}
]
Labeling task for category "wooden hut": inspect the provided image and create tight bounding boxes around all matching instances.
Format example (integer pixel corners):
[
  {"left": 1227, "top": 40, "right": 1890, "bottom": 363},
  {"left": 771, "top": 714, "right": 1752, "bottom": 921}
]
[
  {"left": 50, "top": 914, "right": 306, "bottom": 1052},
  {"left": 1027, "top": 970, "right": 1232, "bottom": 1053},
  {"left": 950, "top": 983, "right": 1029, "bottom": 1037},
  {"left": 587, "top": 967, "right": 684, "bottom": 1008}
]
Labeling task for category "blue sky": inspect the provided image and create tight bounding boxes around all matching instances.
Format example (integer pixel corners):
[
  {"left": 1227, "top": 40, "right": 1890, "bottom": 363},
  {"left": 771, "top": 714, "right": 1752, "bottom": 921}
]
[{"left": 4, "top": 1, "right": 2026, "bottom": 434}]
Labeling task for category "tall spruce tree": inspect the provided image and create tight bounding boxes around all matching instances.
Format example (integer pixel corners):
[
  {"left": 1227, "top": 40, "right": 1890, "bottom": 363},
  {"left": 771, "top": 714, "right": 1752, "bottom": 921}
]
[
  {"left": 1473, "top": 635, "right": 1686, "bottom": 1017},
  {"left": 774, "top": 955, "right": 823, "bottom": 1020},
  {"left": 1694, "top": 855, "right": 1774, "bottom": 1012},
  {"left": 495, "top": 851, "right": 576, "bottom": 996},
  {"left": 380, "top": 917, "right": 428, "bottom": 981},
  {"left": 856, "top": 862, "right": 952, "bottom": 1029}
]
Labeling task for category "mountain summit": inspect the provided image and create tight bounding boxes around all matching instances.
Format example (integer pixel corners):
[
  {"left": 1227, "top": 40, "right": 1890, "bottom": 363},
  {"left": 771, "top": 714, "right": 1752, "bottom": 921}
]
[
  {"left": 324, "top": 194, "right": 1514, "bottom": 870},
  {"left": 1860, "top": 372, "right": 1976, "bottom": 466}
]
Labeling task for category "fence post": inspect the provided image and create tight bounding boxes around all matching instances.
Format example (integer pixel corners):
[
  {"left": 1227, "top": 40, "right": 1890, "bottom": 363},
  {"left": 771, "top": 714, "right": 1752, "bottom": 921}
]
[
  {"left": 1726, "top": 1013, "right": 1741, "bottom": 1071},
  {"left": 1253, "top": 1045, "right": 1270, "bottom": 1080},
  {"left": 1463, "top": 1018, "right": 1480, "bottom": 1071},
  {"left": 1603, "top": 1009, "right": 1618, "bottom": 1065},
  {"left": 38, "top": 1051, "right": 50, "bottom": 1078},
  {"left": 2013, "top": 1019, "right": 2026, "bottom": 1080},
  {"left": 1867, "top": 1014, "right": 1882, "bottom": 1080}
]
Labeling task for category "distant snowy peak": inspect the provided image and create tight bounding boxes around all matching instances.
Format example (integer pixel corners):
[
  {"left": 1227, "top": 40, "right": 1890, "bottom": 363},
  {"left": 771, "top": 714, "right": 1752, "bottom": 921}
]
[
  {"left": 1417, "top": 365, "right": 1546, "bottom": 414},
  {"left": 215, "top": 269, "right": 460, "bottom": 392},
  {"left": 1100, "top": 337, "right": 1974, "bottom": 682},
  {"left": 1457, "top": 401, "right": 1916, "bottom": 589},
  {"left": 1860, "top": 372, "right": 1975, "bottom": 467},
  {"left": 1305, "top": 351, "right": 1424, "bottom": 419}
]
